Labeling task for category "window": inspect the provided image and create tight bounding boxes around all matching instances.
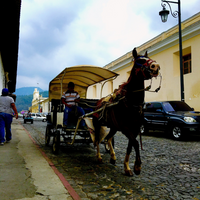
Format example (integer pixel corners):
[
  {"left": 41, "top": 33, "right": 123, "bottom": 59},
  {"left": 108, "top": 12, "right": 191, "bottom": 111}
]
[
  {"left": 168, "top": 101, "right": 193, "bottom": 111},
  {"left": 183, "top": 54, "right": 191, "bottom": 74},
  {"left": 162, "top": 102, "right": 174, "bottom": 112},
  {"left": 173, "top": 47, "right": 191, "bottom": 77},
  {"left": 146, "top": 103, "right": 162, "bottom": 112}
]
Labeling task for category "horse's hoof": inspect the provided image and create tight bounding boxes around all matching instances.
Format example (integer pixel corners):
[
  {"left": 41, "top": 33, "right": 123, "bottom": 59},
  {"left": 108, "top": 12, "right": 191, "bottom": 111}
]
[
  {"left": 124, "top": 170, "right": 133, "bottom": 177},
  {"left": 134, "top": 166, "right": 141, "bottom": 175},
  {"left": 134, "top": 169, "right": 141, "bottom": 175},
  {"left": 110, "top": 158, "right": 116, "bottom": 165}
]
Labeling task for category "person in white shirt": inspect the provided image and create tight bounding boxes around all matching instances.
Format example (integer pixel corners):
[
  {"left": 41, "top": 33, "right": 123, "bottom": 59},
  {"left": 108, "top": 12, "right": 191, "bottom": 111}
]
[
  {"left": 61, "top": 82, "right": 86, "bottom": 128},
  {"left": 0, "top": 88, "right": 18, "bottom": 145}
]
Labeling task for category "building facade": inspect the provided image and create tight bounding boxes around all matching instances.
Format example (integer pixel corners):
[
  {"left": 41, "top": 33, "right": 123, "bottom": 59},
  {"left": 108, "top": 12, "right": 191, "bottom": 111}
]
[
  {"left": 30, "top": 88, "right": 48, "bottom": 113},
  {"left": 0, "top": 0, "right": 21, "bottom": 93},
  {"left": 87, "top": 12, "right": 200, "bottom": 111}
]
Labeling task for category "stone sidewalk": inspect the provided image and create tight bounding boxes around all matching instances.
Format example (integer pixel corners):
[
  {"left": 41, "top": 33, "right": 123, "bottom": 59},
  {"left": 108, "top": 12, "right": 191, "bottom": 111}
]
[{"left": 0, "top": 119, "right": 79, "bottom": 200}]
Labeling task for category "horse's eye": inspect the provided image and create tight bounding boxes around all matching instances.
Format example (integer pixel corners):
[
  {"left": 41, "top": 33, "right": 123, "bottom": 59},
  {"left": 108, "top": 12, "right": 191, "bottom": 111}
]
[
  {"left": 151, "top": 65, "right": 155, "bottom": 68},
  {"left": 141, "top": 60, "right": 146, "bottom": 64}
]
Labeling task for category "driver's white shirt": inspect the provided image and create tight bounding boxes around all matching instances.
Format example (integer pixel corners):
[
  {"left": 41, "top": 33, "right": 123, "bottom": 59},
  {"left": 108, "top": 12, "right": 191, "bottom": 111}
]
[{"left": 62, "top": 91, "right": 80, "bottom": 106}]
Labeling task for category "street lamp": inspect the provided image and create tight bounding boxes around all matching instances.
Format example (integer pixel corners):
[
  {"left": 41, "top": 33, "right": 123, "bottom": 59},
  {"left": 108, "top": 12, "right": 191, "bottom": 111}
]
[
  {"left": 159, "top": 0, "right": 184, "bottom": 102},
  {"left": 37, "top": 83, "right": 40, "bottom": 112}
]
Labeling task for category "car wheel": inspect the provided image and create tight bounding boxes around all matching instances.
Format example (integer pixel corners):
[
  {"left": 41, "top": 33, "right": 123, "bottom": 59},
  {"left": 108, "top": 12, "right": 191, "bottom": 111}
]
[
  {"left": 140, "top": 124, "right": 148, "bottom": 135},
  {"left": 171, "top": 126, "right": 182, "bottom": 140}
]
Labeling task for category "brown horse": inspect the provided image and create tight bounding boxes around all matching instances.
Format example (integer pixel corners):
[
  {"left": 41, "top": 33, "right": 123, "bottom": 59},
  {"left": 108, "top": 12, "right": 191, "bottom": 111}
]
[{"left": 93, "top": 48, "right": 160, "bottom": 176}]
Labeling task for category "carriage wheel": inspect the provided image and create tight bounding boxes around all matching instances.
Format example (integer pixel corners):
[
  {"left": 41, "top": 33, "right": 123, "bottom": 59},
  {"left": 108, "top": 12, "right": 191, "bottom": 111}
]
[
  {"left": 52, "top": 130, "right": 60, "bottom": 154},
  {"left": 104, "top": 137, "right": 115, "bottom": 153},
  {"left": 45, "top": 126, "right": 51, "bottom": 146}
]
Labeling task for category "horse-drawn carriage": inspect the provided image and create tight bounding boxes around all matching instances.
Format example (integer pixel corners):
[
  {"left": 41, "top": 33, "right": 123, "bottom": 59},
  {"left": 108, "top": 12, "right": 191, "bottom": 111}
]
[
  {"left": 45, "top": 48, "right": 161, "bottom": 176},
  {"left": 45, "top": 65, "right": 118, "bottom": 154}
]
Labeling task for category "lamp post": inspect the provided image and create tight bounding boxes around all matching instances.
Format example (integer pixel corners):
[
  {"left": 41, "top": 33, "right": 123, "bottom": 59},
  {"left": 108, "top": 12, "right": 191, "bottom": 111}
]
[
  {"left": 37, "top": 83, "right": 40, "bottom": 112},
  {"left": 159, "top": 0, "right": 184, "bottom": 102}
]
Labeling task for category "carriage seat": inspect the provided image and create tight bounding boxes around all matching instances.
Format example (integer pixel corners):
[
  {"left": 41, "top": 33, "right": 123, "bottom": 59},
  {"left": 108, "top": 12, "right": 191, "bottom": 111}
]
[
  {"left": 49, "top": 99, "right": 64, "bottom": 127},
  {"left": 49, "top": 98, "right": 99, "bottom": 128},
  {"left": 78, "top": 98, "right": 99, "bottom": 113},
  {"left": 65, "top": 99, "right": 99, "bottom": 128}
]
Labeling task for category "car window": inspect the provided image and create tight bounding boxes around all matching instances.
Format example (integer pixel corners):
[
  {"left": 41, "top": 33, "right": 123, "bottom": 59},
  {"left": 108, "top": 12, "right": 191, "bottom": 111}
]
[
  {"left": 146, "top": 103, "right": 162, "bottom": 112},
  {"left": 31, "top": 114, "right": 35, "bottom": 116},
  {"left": 36, "top": 114, "right": 41, "bottom": 117},
  {"left": 162, "top": 102, "right": 175, "bottom": 112},
  {"left": 169, "top": 101, "right": 193, "bottom": 111}
]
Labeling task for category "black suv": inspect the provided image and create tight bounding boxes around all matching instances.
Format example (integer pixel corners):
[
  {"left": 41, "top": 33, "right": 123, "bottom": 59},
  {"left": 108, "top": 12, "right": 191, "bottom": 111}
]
[{"left": 141, "top": 101, "right": 200, "bottom": 140}]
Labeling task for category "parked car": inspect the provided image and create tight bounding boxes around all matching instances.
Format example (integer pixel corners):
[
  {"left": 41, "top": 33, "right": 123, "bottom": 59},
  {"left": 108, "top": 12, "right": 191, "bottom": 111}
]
[
  {"left": 31, "top": 113, "right": 46, "bottom": 122},
  {"left": 18, "top": 113, "right": 23, "bottom": 118},
  {"left": 141, "top": 101, "right": 200, "bottom": 140},
  {"left": 24, "top": 112, "right": 33, "bottom": 124},
  {"left": 40, "top": 112, "right": 48, "bottom": 117}
]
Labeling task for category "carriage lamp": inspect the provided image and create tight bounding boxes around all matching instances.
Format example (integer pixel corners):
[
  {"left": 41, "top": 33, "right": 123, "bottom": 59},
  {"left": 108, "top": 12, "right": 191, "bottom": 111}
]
[{"left": 159, "top": 0, "right": 184, "bottom": 102}]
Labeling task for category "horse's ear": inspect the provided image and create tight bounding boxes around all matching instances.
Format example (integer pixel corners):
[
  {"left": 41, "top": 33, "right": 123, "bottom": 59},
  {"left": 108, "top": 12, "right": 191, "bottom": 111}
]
[
  {"left": 132, "top": 48, "right": 137, "bottom": 59},
  {"left": 144, "top": 50, "right": 148, "bottom": 57}
]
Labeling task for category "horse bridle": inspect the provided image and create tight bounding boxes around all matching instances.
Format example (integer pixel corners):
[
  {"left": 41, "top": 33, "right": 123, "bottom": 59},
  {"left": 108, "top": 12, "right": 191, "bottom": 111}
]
[
  {"left": 133, "top": 56, "right": 162, "bottom": 93},
  {"left": 134, "top": 56, "right": 157, "bottom": 75}
]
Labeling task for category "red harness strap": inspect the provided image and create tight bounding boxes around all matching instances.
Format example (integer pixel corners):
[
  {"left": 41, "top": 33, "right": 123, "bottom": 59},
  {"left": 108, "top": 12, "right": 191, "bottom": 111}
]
[{"left": 135, "top": 68, "right": 147, "bottom": 78}]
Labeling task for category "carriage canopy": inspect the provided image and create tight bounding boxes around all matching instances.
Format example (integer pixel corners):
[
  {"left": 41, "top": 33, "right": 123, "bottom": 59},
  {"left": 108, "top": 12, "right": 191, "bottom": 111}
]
[{"left": 49, "top": 65, "right": 119, "bottom": 101}]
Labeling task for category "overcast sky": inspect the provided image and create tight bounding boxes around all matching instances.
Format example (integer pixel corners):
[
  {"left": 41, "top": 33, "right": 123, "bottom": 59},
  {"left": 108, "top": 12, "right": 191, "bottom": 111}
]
[{"left": 17, "top": 0, "right": 200, "bottom": 91}]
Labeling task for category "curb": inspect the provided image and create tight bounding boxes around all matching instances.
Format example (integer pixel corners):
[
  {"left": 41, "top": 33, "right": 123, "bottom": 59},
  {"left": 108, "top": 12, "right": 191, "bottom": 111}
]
[{"left": 18, "top": 121, "right": 81, "bottom": 200}]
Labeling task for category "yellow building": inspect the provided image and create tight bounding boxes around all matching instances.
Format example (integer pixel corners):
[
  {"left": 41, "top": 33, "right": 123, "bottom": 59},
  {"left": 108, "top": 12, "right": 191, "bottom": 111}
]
[
  {"left": 87, "top": 12, "right": 200, "bottom": 111},
  {"left": 30, "top": 88, "right": 49, "bottom": 113}
]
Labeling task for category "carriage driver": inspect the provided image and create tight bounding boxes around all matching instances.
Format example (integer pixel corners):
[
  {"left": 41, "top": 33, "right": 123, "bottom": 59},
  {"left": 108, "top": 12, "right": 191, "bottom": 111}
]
[{"left": 61, "top": 82, "right": 87, "bottom": 129}]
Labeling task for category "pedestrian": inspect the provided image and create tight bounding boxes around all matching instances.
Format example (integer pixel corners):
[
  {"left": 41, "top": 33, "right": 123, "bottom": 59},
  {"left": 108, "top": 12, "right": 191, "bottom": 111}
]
[
  {"left": 0, "top": 88, "right": 18, "bottom": 145},
  {"left": 27, "top": 110, "right": 31, "bottom": 117},
  {"left": 61, "top": 82, "right": 87, "bottom": 129}
]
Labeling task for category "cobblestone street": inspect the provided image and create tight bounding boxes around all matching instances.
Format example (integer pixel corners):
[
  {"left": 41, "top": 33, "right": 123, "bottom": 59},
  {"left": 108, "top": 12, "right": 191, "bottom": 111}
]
[{"left": 19, "top": 119, "right": 200, "bottom": 200}]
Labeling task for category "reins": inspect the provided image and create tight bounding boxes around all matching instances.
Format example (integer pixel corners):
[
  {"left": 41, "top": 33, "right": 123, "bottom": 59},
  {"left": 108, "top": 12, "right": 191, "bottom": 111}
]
[
  {"left": 132, "top": 73, "right": 162, "bottom": 93},
  {"left": 79, "top": 72, "right": 162, "bottom": 114},
  {"left": 79, "top": 55, "right": 162, "bottom": 112}
]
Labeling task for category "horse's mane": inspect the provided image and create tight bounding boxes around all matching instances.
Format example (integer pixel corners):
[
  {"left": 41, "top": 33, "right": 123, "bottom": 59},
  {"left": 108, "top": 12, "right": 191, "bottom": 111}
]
[
  {"left": 122, "top": 53, "right": 148, "bottom": 88},
  {"left": 117, "top": 60, "right": 136, "bottom": 94},
  {"left": 96, "top": 55, "right": 144, "bottom": 107}
]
